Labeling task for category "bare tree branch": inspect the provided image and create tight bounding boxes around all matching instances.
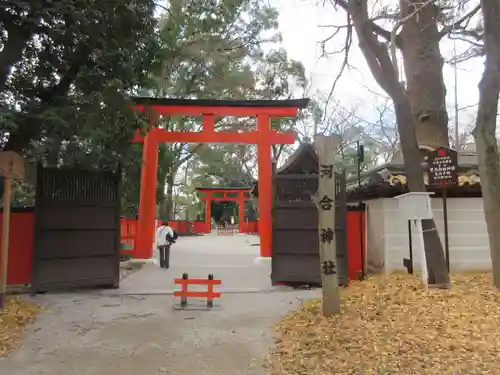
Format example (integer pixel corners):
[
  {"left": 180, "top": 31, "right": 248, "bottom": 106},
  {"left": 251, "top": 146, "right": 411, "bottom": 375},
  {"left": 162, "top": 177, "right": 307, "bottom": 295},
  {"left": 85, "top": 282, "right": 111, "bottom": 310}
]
[
  {"left": 333, "top": 0, "right": 395, "bottom": 43},
  {"left": 438, "top": 4, "right": 481, "bottom": 38},
  {"left": 320, "top": 10, "right": 353, "bottom": 125}
]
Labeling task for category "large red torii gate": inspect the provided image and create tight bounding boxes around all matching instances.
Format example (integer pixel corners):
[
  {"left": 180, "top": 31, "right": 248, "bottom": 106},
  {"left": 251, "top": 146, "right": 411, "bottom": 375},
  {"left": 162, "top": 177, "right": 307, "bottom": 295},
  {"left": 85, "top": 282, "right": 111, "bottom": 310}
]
[{"left": 130, "top": 97, "right": 309, "bottom": 259}]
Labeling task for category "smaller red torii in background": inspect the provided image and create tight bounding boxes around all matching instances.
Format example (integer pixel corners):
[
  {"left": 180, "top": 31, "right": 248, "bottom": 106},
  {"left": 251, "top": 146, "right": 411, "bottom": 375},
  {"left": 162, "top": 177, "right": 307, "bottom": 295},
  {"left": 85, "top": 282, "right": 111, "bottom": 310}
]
[
  {"left": 195, "top": 187, "right": 252, "bottom": 233},
  {"left": 129, "top": 98, "right": 309, "bottom": 260}
]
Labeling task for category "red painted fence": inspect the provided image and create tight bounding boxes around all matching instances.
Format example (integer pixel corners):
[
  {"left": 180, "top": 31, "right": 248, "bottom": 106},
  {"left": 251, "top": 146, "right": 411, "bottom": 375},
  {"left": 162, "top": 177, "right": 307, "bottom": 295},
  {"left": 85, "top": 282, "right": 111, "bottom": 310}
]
[
  {"left": 245, "top": 221, "right": 259, "bottom": 234},
  {"left": 167, "top": 220, "right": 206, "bottom": 234},
  {"left": 0, "top": 211, "right": 35, "bottom": 286},
  {"left": 120, "top": 218, "right": 138, "bottom": 256}
]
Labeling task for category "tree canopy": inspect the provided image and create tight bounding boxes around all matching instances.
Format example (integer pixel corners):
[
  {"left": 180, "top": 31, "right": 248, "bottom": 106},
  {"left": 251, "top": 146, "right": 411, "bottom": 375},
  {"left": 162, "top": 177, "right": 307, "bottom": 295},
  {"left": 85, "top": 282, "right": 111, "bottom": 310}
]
[
  {"left": 0, "top": 0, "right": 314, "bottom": 220},
  {"left": 0, "top": 0, "right": 160, "bottom": 157}
]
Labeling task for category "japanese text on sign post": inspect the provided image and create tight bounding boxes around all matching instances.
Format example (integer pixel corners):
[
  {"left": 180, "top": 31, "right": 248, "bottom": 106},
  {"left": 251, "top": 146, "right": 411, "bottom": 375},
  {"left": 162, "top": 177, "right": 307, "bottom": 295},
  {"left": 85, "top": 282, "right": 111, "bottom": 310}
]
[
  {"left": 314, "top": 136, "right": 341, "bottom": 316},
  {"left": 428, "top": 147, "right": 458, "bottom": 187}
]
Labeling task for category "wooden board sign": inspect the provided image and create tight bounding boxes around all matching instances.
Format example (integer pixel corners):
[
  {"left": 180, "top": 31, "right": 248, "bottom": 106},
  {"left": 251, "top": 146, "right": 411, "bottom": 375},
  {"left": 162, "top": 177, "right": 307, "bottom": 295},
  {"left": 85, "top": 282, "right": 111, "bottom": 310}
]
[
  {"left": 428, "top": 147, "right": 458, "bottom": 188},
  {"left": 0, "top": 151, "right": 25, "bottom": 181}
]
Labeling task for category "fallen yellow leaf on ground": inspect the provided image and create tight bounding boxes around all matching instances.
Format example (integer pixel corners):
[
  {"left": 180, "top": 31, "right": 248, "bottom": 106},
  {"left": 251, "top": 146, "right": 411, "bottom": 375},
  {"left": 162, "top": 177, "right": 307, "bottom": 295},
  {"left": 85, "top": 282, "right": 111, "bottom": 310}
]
[
  {"left": 0, "top": 296, "right": 41, "bottom": 356},
  {"left": 267, "top": 272, "right": 500, "bottom": 375}
]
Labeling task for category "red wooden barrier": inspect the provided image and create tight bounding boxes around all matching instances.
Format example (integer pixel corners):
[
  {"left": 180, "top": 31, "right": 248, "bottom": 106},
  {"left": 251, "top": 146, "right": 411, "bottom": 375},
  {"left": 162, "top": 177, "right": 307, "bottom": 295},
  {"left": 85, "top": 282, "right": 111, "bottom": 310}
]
[
  {"left": 174, "top": 273, "right": 222, "bottom": 308},
  {"left": 0, "top": 211, "right": 34, "bottom": 286}
]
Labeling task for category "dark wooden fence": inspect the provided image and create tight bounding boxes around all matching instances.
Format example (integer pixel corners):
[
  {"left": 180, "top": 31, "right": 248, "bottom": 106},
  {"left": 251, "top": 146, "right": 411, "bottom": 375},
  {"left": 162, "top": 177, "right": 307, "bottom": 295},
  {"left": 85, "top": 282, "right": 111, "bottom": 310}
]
[
  {"left": 31, "top": 165, "right": 121, "bottom": 293},
  {"left": 271, "top": 172, "right": 348, "bottom": 286}
]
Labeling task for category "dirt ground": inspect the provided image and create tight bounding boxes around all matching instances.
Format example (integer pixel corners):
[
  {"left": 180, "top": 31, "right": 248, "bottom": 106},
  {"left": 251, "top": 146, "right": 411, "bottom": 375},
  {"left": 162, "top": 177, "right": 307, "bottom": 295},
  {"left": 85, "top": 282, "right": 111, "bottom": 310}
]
[{"left": 0, "top": 234, "right": 319, "bottom": 375}]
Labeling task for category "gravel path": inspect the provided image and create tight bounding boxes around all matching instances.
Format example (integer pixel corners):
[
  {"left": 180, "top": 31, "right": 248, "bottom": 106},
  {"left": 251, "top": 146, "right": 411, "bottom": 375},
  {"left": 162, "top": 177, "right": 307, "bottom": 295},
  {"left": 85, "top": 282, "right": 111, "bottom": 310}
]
[{"left": 0, "top": 234, "right": 319, "bottom": 375}]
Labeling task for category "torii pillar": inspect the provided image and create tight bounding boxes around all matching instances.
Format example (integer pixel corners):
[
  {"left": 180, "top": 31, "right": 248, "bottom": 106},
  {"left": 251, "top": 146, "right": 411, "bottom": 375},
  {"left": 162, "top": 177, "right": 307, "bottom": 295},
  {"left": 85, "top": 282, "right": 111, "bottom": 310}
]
[{"left": 134, "top": 110, "right": 160, "bottom": 259}]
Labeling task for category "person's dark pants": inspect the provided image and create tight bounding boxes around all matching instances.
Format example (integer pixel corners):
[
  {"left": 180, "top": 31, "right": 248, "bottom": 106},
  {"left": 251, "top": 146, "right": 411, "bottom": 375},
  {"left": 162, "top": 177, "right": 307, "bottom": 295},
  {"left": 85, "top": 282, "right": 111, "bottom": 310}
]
[{"left": 158, "top": 244, "right": 171, "bottom": 269}]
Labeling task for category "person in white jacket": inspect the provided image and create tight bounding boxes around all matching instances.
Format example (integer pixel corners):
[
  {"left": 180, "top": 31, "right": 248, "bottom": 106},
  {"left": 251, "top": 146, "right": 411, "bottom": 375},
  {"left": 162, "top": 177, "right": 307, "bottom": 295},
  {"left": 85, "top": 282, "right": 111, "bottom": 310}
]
[{"left": 155, "top": 225, "right": 178, "bottom": 269}]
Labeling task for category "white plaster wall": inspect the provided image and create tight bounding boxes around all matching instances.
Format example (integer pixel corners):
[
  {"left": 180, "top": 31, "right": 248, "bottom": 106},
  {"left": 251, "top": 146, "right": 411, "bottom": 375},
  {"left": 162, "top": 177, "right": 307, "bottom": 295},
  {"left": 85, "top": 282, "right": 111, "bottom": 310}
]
[
  {"left": 382, "top": 197, "right": 491, "bottom": 272},
  {"left": 365, "top": 200, "right": 385, "bottom": 273}
]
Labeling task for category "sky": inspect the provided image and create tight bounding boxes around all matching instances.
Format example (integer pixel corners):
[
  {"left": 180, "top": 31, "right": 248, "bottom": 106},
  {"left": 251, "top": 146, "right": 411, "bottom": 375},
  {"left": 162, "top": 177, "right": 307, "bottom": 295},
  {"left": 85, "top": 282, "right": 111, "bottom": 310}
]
[
  {"left": 169, "top": 0, "right": 486, "bottom": 188},
  {"left": 273, "top": 0, "right": 483, "bottom": 137}
]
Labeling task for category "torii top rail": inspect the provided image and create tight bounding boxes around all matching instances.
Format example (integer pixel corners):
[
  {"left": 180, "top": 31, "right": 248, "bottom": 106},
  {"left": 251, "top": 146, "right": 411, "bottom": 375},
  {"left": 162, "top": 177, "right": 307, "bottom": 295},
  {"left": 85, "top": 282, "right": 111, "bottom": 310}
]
[{"left": 129, "top": 97, "right": 309, "bottom": 259}]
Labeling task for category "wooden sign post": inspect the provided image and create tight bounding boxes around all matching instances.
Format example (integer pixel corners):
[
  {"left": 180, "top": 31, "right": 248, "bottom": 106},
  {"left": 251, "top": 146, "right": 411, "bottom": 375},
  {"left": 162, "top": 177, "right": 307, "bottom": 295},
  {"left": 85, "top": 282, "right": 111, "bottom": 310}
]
[
  {"left": 314, "top": 135, "right": 341, "bottom": 316},
  {"left": 0, "top": 152, "right": 25, "bottom": 311},
  {"left": 427, "top": 147, "right": 458, "bottom": 273}
]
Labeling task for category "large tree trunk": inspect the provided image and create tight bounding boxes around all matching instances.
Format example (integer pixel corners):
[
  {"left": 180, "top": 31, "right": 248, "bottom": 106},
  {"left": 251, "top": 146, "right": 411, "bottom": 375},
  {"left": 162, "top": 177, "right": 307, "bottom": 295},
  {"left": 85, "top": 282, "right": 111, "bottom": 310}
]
[
  {"left": 398, "top": 1, "right": 450, "bottom": 283},
  {"left": 346, "top": 0, "right": 450, "bottom": 285},
  {"left": 397, "top": 0, "right": 450, "bottom": 284},
  {"left": 399, "top": 0, "right": 449, "bottom": 149},
  {"left": 473, "top": 0, "right": 500, "bottom": 288},
  {"left": 393, "top": 88, "right": 450, "bottom": 286}
]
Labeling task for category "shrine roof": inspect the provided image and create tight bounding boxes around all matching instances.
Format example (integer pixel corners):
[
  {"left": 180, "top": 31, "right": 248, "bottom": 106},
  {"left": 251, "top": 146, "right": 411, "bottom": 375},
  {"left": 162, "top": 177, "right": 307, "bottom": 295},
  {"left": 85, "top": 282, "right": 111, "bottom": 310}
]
[
  {"left": 346, "top": 151, "right": 481, "bottom": 201},
  {"left": 130, "top": 97, "right": 309, "bottom": 109},
  {"left": 277, "top": 142, "right": 318, "bottom": 175}
]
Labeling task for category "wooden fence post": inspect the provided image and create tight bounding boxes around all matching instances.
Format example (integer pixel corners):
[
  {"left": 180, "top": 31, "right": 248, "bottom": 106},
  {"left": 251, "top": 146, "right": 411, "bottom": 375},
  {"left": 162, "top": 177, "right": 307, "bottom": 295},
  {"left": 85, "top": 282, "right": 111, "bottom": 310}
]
[{"left": 314, "top": 135, "right": 341, "bottom": 316}]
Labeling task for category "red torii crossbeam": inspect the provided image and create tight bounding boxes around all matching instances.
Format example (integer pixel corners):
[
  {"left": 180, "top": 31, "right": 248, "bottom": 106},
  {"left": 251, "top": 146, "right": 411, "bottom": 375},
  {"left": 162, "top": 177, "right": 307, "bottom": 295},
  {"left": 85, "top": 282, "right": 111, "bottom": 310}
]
[{"left": 129, "top": 97, "right": 309, "bottom": 259}]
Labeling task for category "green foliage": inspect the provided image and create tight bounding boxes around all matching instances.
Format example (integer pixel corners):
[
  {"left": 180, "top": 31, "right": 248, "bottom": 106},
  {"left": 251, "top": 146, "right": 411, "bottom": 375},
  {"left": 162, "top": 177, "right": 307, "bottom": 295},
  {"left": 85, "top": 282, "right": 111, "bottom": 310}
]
[
  {"left": 0, "top": 0, "right": 161, "bottom": 212},
  {"left": 10, "top": 181, "right": 36, "bottom": 207},
  {"left": 1, "top": 0, "right": 161, "bottom": 156}
]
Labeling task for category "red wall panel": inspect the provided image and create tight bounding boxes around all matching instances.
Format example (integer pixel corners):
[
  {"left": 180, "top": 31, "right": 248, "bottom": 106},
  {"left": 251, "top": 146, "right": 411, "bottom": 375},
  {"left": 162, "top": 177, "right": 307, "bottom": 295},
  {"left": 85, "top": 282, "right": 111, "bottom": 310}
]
[
  {"left": 0, "top": 212, "right": 35, "bottom": 286},
  {"left": 346, "top": 210, "right": 365, "bottom": 281}
]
